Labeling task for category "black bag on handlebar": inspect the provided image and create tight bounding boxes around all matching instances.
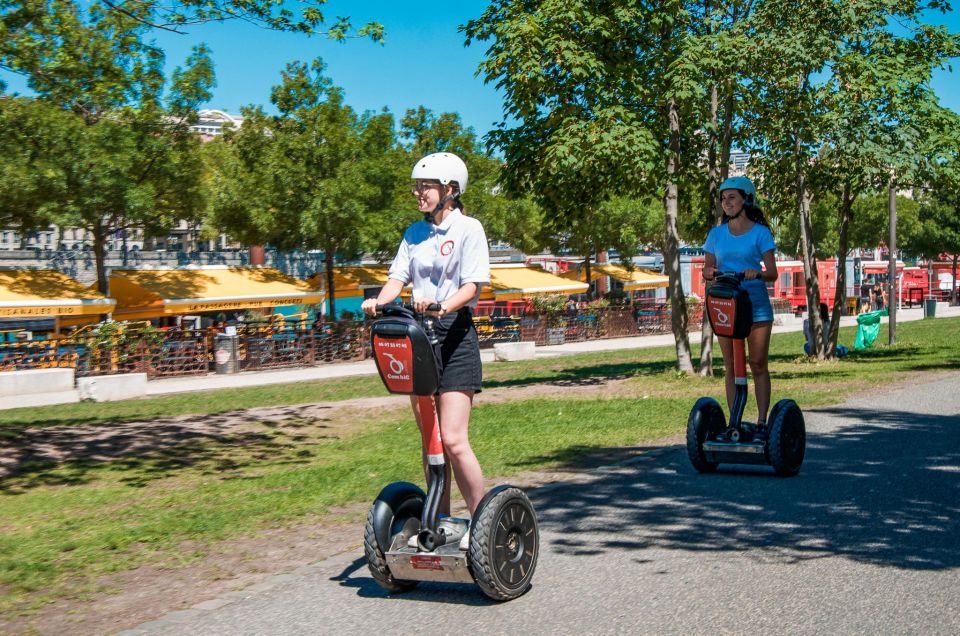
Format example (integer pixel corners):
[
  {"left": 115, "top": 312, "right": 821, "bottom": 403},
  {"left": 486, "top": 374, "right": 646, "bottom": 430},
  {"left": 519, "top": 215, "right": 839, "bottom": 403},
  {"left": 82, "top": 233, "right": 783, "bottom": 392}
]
[
  {"left": 370, "top": 309, "right": 440, "bottom": 396},
  {"left": 706, "top": 277, "right": 753, "bottom": 339}
]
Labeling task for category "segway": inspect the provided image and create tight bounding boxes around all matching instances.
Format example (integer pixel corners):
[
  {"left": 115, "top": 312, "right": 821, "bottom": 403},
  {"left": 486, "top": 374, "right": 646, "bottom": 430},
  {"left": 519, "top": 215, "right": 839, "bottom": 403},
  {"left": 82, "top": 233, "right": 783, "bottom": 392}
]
[
  {"left": 363, "top": 303, "right": 539, "bottom": 600},
  {"left": 687, "top": 273, "right": 806, "bottom": 476}
]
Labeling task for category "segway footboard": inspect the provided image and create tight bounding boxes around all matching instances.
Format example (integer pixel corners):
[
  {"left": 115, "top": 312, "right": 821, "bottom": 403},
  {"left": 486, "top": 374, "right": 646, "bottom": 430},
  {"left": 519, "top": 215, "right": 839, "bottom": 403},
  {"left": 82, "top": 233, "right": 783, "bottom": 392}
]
[
  {"left": 701, "top": 438, "right": 769, "bottom": 466},
  {"left": 384, "top": 543, "right": 475, "bottom": 584}
]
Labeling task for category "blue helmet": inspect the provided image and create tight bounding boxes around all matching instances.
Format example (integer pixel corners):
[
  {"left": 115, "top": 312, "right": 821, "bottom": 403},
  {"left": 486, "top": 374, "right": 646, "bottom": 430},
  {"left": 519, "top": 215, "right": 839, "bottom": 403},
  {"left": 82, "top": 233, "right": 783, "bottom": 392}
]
[{"left": 719, "top": 176, "right": 756, "bottom": 205}]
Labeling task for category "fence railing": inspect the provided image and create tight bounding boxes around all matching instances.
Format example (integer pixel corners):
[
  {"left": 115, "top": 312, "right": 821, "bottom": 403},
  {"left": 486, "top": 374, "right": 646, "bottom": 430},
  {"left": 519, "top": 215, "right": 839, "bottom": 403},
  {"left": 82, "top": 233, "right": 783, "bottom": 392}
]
[{"left": 0, "top": 303, "right": 702, "bottom": 379}]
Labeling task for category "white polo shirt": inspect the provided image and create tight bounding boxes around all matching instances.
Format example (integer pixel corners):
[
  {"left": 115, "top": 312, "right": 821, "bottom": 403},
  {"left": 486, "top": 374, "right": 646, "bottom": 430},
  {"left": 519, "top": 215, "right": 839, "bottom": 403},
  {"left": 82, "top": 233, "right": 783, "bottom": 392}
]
[{"left": 388, "top": 210, "right": 490, "bottom": 310}]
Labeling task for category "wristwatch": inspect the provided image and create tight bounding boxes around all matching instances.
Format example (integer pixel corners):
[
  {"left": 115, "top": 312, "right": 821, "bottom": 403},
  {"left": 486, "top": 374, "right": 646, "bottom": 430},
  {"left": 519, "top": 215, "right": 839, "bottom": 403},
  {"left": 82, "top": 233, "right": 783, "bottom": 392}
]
[{"left": 439, "top": 303, "right": 449, "bottom": 315}]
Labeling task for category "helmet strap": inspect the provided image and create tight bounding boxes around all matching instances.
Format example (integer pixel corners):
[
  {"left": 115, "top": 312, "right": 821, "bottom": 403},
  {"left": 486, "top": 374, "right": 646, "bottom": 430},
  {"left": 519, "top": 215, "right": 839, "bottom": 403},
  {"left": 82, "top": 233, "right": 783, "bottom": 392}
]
[{"left": 424, "top": 192, "right": 459, "bottom": 224}]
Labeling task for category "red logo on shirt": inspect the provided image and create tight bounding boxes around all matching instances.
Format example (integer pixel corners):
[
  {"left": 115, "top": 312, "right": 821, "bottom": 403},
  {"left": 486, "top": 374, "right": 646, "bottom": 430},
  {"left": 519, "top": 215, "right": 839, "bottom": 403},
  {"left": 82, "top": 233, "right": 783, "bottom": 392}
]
[{"left": 440, "top": 240, "right": 454, "bottom": 256}]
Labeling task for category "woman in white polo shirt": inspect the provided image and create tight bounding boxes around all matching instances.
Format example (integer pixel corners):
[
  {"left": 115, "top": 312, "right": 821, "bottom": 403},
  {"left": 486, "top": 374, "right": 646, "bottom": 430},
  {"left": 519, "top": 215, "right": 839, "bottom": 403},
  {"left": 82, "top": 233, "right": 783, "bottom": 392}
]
[{"left": 362, "top": 152, "right": 490, "bottom": 530}]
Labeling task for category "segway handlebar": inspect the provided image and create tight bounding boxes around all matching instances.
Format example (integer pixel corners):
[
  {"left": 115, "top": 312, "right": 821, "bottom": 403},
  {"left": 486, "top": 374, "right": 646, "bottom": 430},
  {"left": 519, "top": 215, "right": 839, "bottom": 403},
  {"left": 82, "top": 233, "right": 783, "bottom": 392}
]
[
  {"left": 712, "top": 271, "right": 746, "bottom": 285},
  {"left": 374, "top": 302, "right": 442, "bottom": 317}
]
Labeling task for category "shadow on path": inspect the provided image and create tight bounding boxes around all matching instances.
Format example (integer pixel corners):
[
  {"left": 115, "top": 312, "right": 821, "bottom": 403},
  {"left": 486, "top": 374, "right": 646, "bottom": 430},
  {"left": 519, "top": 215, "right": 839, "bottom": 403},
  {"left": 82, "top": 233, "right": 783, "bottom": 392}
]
[{"left": 528, "top": 404, "right": 960, "bottom": 571}]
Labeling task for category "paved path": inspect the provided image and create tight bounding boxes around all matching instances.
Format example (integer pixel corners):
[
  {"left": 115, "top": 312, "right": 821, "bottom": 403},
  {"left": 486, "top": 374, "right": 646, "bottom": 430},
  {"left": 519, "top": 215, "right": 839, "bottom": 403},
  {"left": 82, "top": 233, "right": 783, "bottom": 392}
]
[
  {"left": 6, "top": 305, "right": 959, "bottom": 411},
  {"left": 126, "top": 371, "right": 960, "bottom": 635}
]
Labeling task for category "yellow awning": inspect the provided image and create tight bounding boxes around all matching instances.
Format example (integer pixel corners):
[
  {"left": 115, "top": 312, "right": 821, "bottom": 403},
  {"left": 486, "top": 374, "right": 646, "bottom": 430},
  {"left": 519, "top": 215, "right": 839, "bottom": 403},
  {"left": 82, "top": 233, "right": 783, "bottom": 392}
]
[
  {"left": 307, "top": 266, "right": 406, "bottom": 300},
  {"left": 109, "top": 267, "right": 323, "bottom": 319},
  {"left": 0, "top": 269, "right": 115, "bottom": 317},
  {"left": 489, "top": 265, "right": 589, "bottom": 300},
  {"left": 561, "top": 263, "right": 669, "bottom": 291}
]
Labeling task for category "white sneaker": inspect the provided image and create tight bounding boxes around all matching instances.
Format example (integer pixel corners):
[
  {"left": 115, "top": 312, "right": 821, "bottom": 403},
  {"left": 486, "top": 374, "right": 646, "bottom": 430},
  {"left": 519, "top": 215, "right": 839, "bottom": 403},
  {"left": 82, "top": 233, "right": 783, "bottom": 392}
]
[{"left": 459, "top": 528, "right": 471, "bottom": 551}]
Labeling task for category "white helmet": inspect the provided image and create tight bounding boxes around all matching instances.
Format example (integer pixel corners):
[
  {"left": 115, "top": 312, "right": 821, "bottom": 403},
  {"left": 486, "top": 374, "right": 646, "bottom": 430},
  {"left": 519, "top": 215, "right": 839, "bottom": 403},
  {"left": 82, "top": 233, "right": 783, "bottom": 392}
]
[{"left": 411, "top": 152, "right": 468, "bottom": 195}]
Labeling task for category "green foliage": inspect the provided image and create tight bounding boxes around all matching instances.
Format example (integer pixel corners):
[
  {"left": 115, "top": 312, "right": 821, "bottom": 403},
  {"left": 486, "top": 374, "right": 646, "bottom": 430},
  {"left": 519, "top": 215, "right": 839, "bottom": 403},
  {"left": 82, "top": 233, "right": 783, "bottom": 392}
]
[
  {"left": 0, "top": 97, "right": 76, "bottom": 234},
  {"left": 529, "top": 294, "right": 568, "bottom": 316},
  {"left": 0, "top": 0, "right": 216, "bottom": 292},
  {"left": 0, "top": 0, "right": 383, "bottom": 44}
]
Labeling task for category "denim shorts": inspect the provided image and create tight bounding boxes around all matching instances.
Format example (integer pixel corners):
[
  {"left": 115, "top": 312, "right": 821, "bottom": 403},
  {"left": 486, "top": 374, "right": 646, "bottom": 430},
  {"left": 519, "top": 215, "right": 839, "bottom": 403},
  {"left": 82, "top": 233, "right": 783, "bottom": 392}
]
[{"left": 743, "top": 279, "right": 774, "bottom": 323}]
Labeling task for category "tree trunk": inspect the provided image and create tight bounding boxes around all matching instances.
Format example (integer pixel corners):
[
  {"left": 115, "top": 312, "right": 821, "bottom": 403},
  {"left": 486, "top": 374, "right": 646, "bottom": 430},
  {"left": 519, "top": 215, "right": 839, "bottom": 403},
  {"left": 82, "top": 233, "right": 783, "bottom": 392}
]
[
  {"left": 795, "top": 132, "right": 823, "bottom": 358},
  {"left": 665, "top": 96, "right": 694, "bottom": 373},
  {"left": 698, "top": 83, "right": 735, "bottom": 376},
  {"left": 325, "top": 251, "right": 337, "bottom": 321},
  {"left": 829, "top": 183, "right": 854, "bottom": 358},
  {"left": 699, "top": 83, "right": 720, "bottom": 377},
  {"left": 92, "top": 220, "right": 109, "bottom": 296},
  {"left": 584, "top": 254, "right": 592, "bottom": 300}
]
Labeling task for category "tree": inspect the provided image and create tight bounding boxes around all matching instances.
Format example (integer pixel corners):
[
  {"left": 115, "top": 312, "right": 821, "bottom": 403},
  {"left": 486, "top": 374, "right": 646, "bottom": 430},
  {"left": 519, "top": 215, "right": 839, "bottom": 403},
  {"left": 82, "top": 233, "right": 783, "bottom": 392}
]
[
  {"left": 904, "top": 153, "right": 960, "bottom": 306},
  {"left": 808, "top": 0, "right": 958, "bottom": 355},
  {"left": 205, "top": 59, "right": 403, "bottom": 319},
  {"left": 0, "top": 97, "right": 74, "bottom": 241},
  {"left": 1, "top": 1, "right": 214, "bottom": 294},
  {"left": 465, "top": 0, "right": 723, "bottom": 372},
  {"left": 1, "top": 0, "right": 382, "bottom": 44}
]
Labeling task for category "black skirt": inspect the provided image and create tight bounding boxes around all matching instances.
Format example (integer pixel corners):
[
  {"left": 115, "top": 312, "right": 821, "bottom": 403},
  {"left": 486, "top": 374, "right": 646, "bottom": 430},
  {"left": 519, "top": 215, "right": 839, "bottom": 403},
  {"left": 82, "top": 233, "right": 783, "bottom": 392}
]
[{"left": 431, "top": 308, "right": 483, "bottom": 393}]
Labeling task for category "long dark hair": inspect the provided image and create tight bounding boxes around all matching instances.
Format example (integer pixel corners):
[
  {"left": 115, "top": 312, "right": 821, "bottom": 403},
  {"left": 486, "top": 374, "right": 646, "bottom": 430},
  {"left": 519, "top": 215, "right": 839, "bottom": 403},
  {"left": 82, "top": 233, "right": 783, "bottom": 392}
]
[{"left": 721, "top": 190, "right": 770, "bottom": 228}]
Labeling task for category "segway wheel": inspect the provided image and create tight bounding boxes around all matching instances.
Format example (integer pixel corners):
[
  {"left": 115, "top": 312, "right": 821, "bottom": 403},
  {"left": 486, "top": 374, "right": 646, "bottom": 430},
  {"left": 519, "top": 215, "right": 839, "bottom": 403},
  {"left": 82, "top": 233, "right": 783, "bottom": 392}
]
[
  {"left": 363, "top": 481, "right": 425, "bottom": 593},
  {"left": 469, "top": 486, "right": 539, "bottom": 601},
  {"left": 686, "top": 397, "right": 726, "bottom": 473},
  {"left": 766, "top": 399, "right": 805, "bottom": 477}
]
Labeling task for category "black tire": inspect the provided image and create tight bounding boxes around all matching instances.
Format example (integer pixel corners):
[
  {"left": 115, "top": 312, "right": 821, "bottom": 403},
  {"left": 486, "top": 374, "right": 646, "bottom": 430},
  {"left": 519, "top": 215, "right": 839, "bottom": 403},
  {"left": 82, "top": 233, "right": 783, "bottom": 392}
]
[
  {"left": 767, "top": 399, "right": 805, "bottom": 477},
  {"left": 686, "top": 397, "right": 726, "bottom": 473},
  {"left": 363, "top": 481, "right": 424, "bottom": 593},
  {"left": 469, "top": 486, "right": 539, "bottom": 601}
]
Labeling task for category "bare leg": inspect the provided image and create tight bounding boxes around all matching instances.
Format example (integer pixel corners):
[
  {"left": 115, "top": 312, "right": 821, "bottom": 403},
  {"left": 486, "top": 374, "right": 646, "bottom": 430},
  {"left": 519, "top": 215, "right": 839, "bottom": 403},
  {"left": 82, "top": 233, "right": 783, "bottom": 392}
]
[
  {"left": 438, "top": 390, "right": 485, "bottom": 516},
  {"left": 747, "top": 321, "right": 773, "bottom": 425},
  {"left": 716, "top": 335, "right": 735, "bottom": 412}
]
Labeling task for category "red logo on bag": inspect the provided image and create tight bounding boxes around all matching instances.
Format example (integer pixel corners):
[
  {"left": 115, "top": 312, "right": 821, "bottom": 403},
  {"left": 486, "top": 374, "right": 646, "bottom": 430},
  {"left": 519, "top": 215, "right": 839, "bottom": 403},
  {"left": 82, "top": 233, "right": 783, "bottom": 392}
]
[
  {"left": 708, "top": 297, "right": 736, "bottom": 337},
  {"left": 440, "top": 240, "right": 454, "bottom": 256},
  {"left": 373, "top": 336, "right": 413, "bottom": 393}
]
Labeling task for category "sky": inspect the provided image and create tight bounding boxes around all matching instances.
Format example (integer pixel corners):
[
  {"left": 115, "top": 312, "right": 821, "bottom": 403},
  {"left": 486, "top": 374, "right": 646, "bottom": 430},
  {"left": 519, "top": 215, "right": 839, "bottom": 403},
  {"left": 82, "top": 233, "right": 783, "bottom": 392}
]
[
  {"left": 157, "top": 0, "right": 506, "bottom": 136},
  {"left": 2, "top": 1, "right": 959, "bottom": 140}
]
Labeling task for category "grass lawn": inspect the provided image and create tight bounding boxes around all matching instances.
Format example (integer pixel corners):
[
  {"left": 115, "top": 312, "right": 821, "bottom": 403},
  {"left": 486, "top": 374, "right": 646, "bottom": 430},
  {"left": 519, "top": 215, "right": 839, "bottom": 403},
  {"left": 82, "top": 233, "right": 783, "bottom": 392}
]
[{"left": 1, "top": 317, "right": 959, "bottom": 614}]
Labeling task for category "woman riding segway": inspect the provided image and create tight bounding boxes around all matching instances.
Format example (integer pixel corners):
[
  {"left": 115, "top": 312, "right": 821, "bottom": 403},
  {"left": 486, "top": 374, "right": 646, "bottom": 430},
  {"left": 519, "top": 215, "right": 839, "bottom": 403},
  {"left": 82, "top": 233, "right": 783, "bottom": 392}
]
[
  {"left": 688, "top": 176, "right": 805, "bottom": 476},
  {"left": 361, "top": 153, "right": 539, "bottom": 600},
  {"left": 363, "top": 152, "right": 488, "bottom": 533},
  {"left": 702, "top": 177, "right": 777, "bottom": 437}
]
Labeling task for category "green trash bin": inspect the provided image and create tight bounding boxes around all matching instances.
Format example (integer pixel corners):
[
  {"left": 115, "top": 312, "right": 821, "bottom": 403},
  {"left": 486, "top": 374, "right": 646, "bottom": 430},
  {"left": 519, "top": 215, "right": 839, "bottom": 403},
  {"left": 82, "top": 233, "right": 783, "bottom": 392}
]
[{"left": 924, "top": 298, "right": 937, "bottom": 318}]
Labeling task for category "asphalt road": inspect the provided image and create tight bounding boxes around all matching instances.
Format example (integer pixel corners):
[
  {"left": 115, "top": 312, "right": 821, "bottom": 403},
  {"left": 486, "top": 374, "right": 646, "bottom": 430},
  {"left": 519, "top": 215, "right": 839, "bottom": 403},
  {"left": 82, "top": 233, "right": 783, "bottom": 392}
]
[{"left": 131, "top": 372, "right": 960, "bottom": 636}]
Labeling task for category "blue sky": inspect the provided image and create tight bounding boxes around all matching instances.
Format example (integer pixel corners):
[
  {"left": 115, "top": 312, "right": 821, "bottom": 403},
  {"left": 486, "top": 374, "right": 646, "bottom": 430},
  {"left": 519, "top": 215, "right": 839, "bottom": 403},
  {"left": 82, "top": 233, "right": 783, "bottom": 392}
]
[
  {"left": 160, "top": 0, "right": 505, "bottom": 136},
  {"left": 3, "top": 1, "right": 959, "bottom": 139}
]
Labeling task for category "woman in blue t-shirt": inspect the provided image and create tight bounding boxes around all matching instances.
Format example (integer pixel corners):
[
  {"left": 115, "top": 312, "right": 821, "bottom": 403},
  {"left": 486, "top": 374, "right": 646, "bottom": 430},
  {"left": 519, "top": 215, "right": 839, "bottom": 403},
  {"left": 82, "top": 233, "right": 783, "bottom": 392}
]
[{"left": 702, "top": 176, "right": 779, "bottom": 434}]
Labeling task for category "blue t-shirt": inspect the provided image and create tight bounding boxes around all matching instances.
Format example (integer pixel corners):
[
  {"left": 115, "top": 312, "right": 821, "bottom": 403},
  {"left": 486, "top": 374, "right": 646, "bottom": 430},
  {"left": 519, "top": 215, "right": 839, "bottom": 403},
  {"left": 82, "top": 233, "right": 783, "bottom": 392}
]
[{"left": 703, "top": 223, "right": 776, "bottom": 274}]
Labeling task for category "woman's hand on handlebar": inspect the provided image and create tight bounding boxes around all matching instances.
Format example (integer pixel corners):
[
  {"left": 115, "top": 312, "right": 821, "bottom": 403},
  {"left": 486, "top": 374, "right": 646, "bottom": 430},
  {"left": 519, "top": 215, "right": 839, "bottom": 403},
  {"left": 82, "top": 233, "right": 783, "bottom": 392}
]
[
  {"left": 413, "top": 298, "right": 445, "bottom": 315},
  {"left": 360, "top": 298, "right": 380, "bottom": 316},
  {"left": 703, "top": 265, "right": 717, "bottom": 281},
  {"left": 742, "top": 268, "right": 760, "bottom": 281}
]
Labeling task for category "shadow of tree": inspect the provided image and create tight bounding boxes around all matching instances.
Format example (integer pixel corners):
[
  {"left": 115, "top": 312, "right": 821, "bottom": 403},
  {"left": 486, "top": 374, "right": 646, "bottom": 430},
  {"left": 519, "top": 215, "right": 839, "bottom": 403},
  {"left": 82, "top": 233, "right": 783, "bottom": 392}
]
[
  {"left": 484, "top": 359, "right": 679, "bottom": 389},
  {"left": 527, "top": 404, "right": 960, "bottom": 571},
  {"left": 0, "top": 406, "right": 339, "bottom": 492}
]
